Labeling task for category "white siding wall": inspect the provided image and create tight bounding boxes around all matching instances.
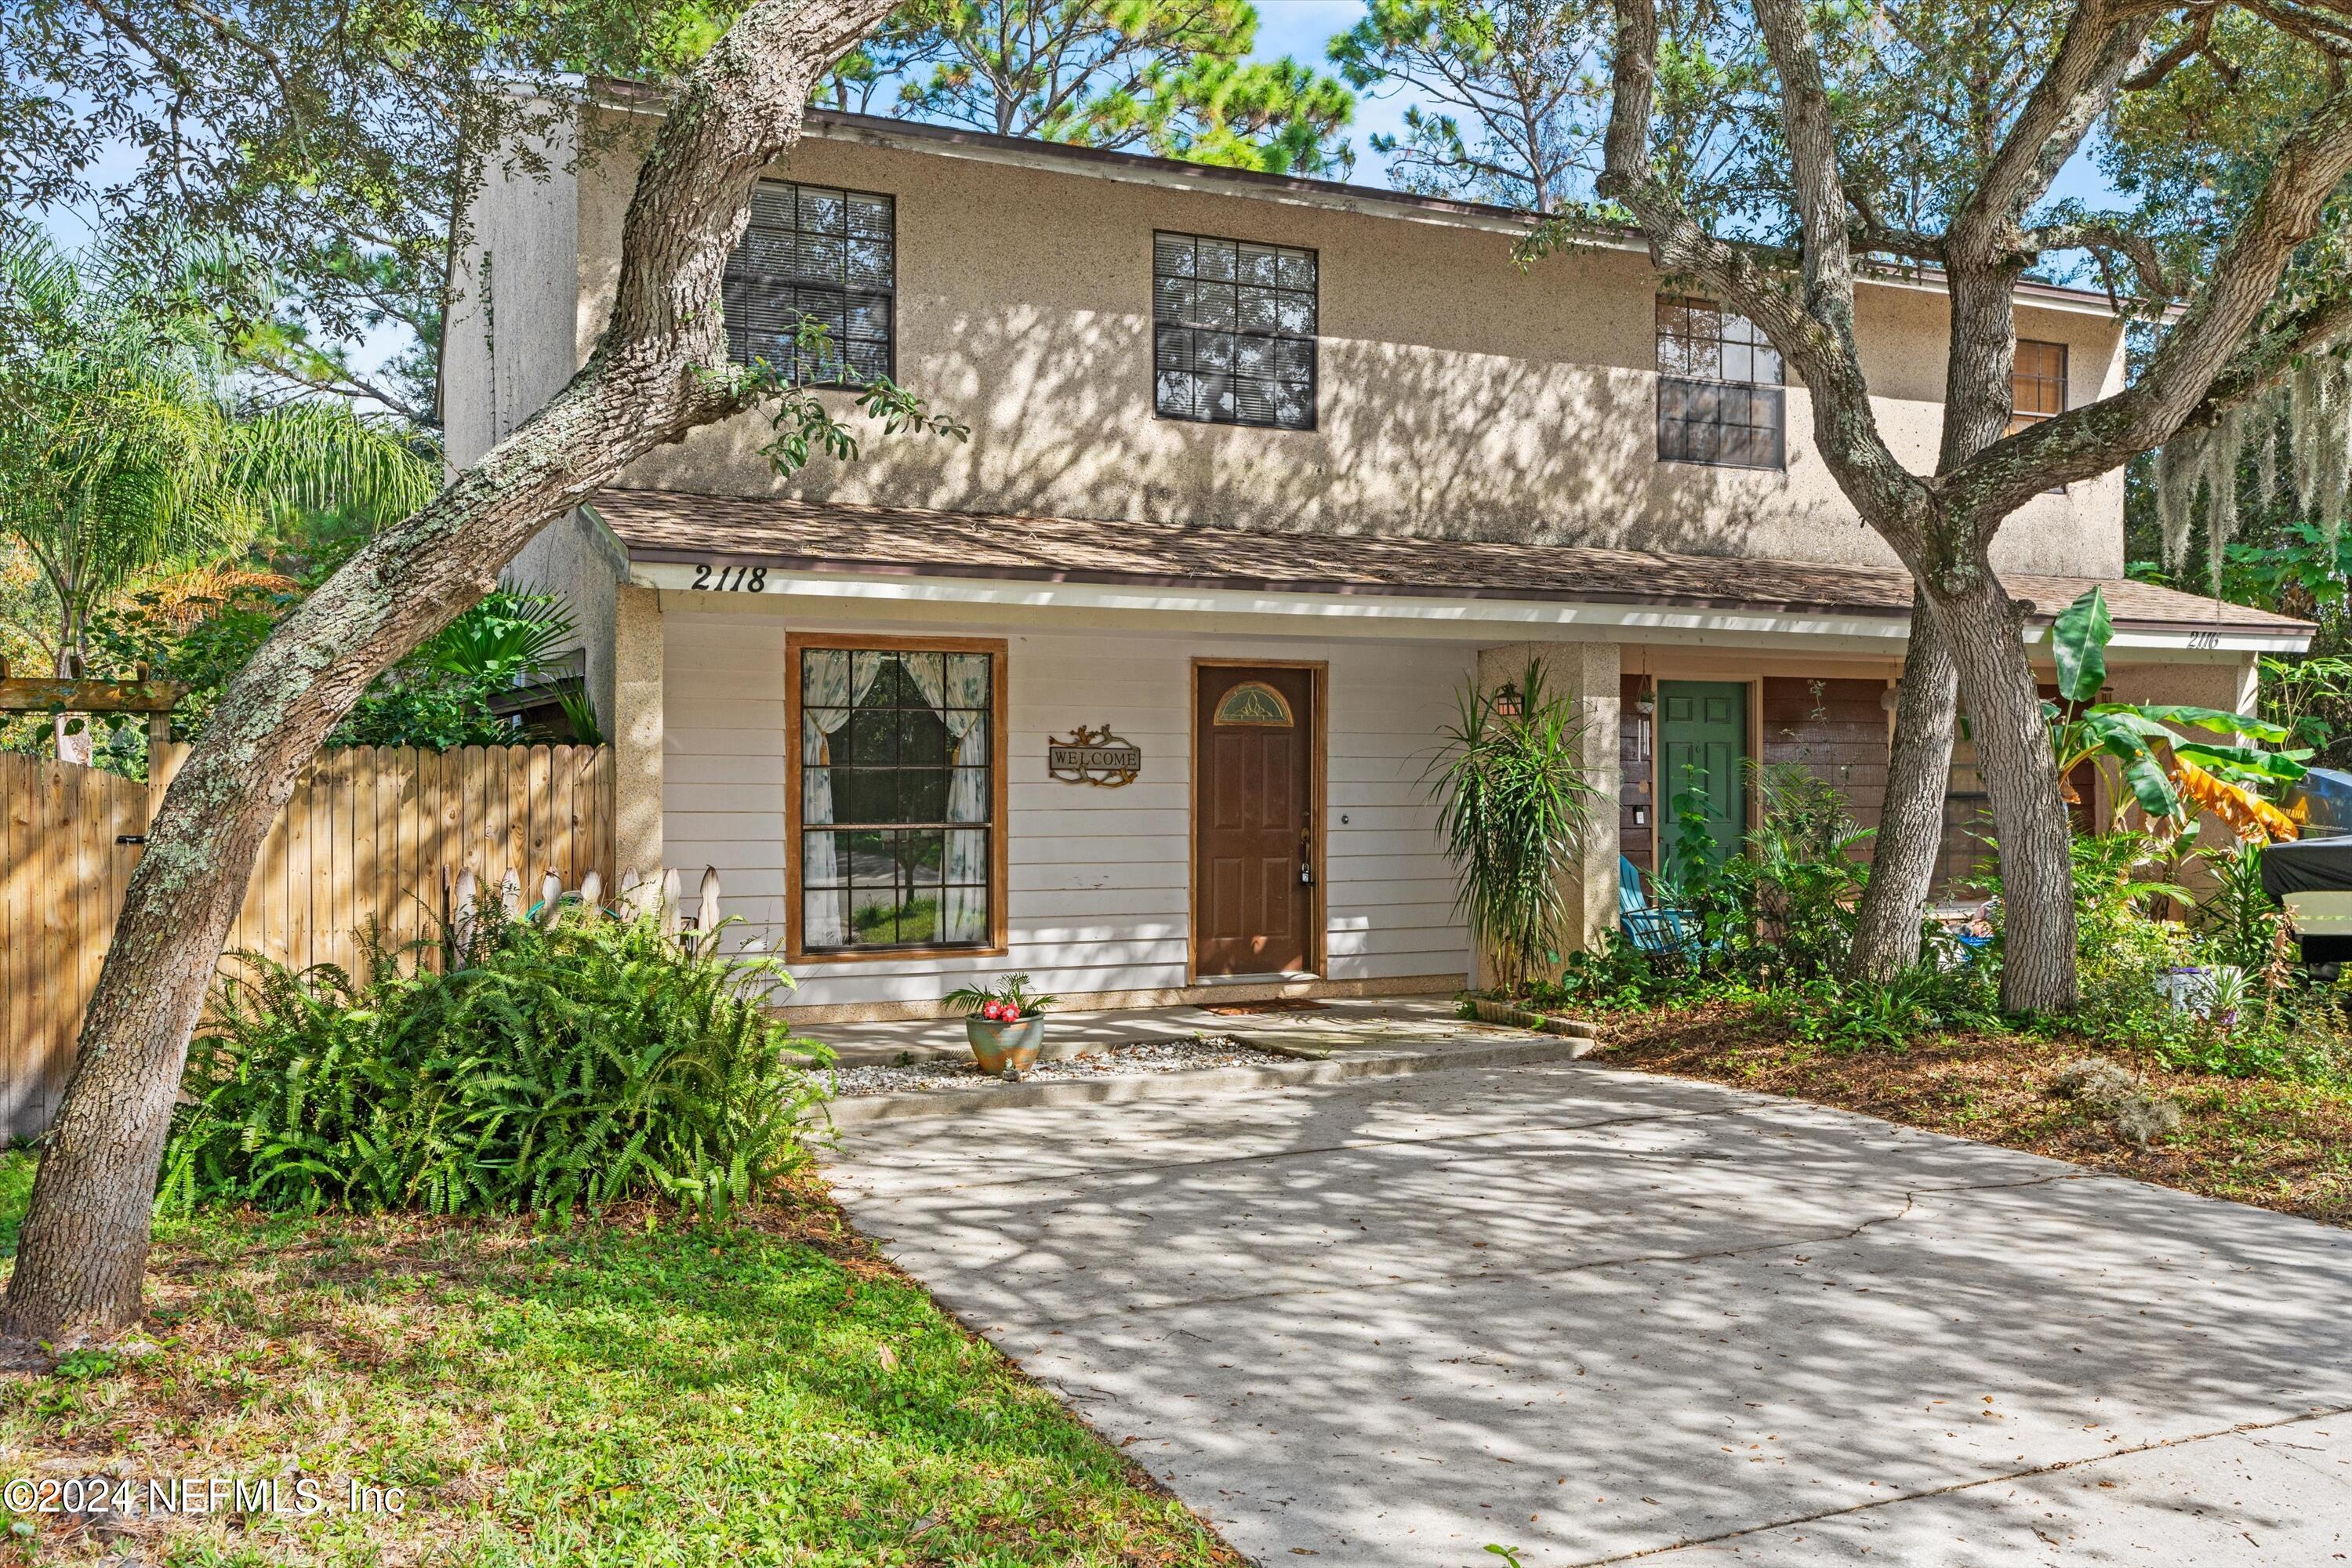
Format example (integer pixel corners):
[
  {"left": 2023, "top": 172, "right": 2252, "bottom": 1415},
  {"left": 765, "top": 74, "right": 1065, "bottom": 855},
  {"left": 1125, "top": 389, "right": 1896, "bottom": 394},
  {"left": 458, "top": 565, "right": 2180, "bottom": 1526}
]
[{"left": 662, "top": 609, "right": 1474, "bottom": 1008}]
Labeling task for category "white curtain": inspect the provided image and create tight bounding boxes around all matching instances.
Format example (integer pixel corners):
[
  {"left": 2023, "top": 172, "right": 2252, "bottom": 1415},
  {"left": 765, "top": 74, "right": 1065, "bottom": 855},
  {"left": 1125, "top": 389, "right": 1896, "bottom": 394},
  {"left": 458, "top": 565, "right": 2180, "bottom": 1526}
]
[
  {"left": 800, "top": 650, "right": 884, "bottom": 946},
  {"left": 902, "top": 652, "right": 992, "bottom": 943}
]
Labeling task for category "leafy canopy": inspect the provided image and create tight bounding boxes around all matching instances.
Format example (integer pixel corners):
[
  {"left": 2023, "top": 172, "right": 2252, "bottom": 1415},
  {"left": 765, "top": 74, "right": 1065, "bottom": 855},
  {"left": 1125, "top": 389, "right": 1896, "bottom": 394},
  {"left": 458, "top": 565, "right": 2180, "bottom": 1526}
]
[
  {"left": 1330, "top": 0, "right": 1613, "bottom": 212},
  {"left": 829, "top": 0, "right": 1356, "bottom": 174},
  {"left": 0, "top": 226, "right": 433, "bottom": 670},
  {"left": 2, "top": 0, "right": 734, "bottom": 423}
]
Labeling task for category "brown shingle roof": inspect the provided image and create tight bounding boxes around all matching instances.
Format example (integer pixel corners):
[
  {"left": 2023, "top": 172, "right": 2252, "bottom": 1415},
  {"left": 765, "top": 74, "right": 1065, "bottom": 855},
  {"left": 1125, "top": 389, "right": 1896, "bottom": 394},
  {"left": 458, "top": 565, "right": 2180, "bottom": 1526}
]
[{"left": 590, "top": 488, "right": 2311, "bottom": 637}]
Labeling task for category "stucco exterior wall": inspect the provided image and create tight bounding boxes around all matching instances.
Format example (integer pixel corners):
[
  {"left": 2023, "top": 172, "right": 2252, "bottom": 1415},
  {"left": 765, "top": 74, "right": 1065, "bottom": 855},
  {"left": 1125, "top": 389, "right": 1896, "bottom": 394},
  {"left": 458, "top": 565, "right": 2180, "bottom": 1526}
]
[
  {"left": 443, "top": 120, "right": 582, "bottom": 474},
  {"left": 660, "top": 604, "right": 1475, "bottom": 1011},
  {"left": 441, "top": 120, "right": 628, "bottom": 730},
  {"left": 563, "top": 115, "right": 2128, "bottom": 578}
]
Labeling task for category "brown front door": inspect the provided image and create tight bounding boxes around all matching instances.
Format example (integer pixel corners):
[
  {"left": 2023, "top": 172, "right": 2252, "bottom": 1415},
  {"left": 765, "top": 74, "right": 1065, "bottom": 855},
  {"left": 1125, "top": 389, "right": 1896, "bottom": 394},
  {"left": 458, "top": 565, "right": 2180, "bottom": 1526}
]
[{"left": 1195, "top": 665, "right": 1315, "bottom": 976}]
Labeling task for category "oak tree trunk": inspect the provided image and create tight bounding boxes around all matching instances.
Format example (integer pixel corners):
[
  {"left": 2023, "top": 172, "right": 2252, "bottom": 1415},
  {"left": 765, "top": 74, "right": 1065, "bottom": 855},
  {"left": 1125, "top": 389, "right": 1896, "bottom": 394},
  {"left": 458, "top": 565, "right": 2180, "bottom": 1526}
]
[
  {"left": 0, "top": 0, "right": 897, "bottom": 1342},
  {"left": 1928, "top": 564, "right": 2078, "bottom": 1012},
  {"left": 1846, "top": 587, "right": 1958, "bottom": 981}
]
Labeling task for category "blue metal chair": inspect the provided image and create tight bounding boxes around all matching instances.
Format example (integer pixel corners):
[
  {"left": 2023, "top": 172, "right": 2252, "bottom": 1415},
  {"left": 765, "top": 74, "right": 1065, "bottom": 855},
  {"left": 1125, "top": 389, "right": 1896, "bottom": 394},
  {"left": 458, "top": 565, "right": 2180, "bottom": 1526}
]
[{"left": 1618, "top": 855, "right": 1697, "bottom": 956}]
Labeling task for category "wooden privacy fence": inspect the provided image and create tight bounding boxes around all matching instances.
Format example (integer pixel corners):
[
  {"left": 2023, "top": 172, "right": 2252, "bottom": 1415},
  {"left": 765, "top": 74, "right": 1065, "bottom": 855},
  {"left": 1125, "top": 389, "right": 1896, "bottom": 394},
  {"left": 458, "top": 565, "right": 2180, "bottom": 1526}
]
[{"left": 1, "top": 743, "right": 613, "bottom": 1142}]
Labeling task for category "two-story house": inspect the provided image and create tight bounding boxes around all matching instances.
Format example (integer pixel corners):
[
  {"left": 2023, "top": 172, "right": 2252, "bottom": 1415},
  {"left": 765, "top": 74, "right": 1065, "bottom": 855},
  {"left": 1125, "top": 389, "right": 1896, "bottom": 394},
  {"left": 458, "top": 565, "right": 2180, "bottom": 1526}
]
[{"left": 445, "top": 89, "right": 2310, "bottom": 1021}]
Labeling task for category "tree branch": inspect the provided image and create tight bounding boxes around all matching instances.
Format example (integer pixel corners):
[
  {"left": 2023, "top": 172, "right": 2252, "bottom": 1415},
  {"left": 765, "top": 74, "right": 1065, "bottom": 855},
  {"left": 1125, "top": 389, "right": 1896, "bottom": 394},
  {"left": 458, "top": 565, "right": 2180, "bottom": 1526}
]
[
  {"left": 2168, "top": 289, "right": 2352, "bottom": 436},
  {"left": 1595, "top": 0, "right": 1933, "bottom": 543},
  {"left": 2122, "top": 5, "right": 2216, "bottom": 91},
  {"left": 1936, "top": 0, "right": 2154, "bottom": 477},
  {"left": 1953, "top": 0, "right": 2154, "bottom": 239},
  {"left": 1947, "top": 83, "right": 2352, "bottom": 516},
  {"left": 2016, "top": 216, "right": 2179, "bottom": 299}
]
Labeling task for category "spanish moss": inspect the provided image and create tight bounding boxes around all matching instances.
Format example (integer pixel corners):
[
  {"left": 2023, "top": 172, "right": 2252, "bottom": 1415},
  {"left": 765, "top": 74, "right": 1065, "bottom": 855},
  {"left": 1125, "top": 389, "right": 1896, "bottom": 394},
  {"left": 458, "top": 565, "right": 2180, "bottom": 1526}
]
[{"left": 2156, "top": 353, "right": 2352, "bottom": 579}]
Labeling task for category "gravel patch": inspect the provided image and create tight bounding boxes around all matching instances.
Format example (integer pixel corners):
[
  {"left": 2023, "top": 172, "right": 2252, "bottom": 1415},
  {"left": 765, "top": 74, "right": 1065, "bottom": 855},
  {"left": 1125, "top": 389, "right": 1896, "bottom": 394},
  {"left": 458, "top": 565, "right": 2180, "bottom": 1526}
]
[{"left": 830, "top": 1035, "right": 1288, "bottom": 1097}]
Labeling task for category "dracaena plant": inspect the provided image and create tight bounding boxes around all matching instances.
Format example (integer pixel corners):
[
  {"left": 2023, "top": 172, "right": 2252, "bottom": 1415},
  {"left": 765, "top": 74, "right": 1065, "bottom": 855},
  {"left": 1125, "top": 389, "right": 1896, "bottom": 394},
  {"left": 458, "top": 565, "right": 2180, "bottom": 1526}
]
[
  {"left": 2045, "top": 586, "right": 2310, "bottom": 840},
  {"left": 1425, "top": 657, "right": 1599, "bottom": 993}
]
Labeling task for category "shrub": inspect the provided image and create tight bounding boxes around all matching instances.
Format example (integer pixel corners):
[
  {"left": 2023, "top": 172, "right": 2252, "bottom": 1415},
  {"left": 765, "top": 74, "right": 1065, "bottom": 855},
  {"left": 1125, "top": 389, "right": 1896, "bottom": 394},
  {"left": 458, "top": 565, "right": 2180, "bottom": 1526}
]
[
  {"left": 159, "top": 905, "right": 829, "bottom": 1220},
  {"left": 1725, "top": 764, "right": 1872, "bottom": 981},
  {"left": 1425, "top": 658, "right": 1600, "bottom": 991},
  {"left": 1775, "top": 964, "right": 2002, "bottom": 1051},
  {"left": 1576, "top": 761, "right": 1869, "bottom": 1002},
  {"left": 2195, "top": 840, "right": 2293, "bottom": 979}
]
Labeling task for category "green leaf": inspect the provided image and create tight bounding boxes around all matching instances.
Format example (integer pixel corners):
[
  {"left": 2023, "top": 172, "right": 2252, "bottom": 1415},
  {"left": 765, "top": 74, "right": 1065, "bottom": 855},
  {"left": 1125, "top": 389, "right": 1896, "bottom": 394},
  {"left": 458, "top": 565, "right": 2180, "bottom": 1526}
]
[
  {"left": 2053, "top": 587, "right": 2111, "bottom": 703},
  {"left": 2172, "top": 741, "right": 2310, "bottom": 782},
  {"left": 2118, "top": 750, "right": 2180, "bottom": 818},
  {"left": 2107, "top": 703, "right": 2291, "bottom": 743},
  {"left": 2079, "top": 710, "right": 2165, "bottom": 759}
]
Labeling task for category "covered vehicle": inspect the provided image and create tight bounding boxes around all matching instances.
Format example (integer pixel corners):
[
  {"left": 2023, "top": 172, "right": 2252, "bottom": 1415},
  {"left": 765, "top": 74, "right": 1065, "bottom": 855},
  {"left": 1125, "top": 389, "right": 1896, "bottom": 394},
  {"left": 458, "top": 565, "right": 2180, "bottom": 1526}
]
[{"left": 2267, "top": 769, "right": 2352, "bottom": 969}]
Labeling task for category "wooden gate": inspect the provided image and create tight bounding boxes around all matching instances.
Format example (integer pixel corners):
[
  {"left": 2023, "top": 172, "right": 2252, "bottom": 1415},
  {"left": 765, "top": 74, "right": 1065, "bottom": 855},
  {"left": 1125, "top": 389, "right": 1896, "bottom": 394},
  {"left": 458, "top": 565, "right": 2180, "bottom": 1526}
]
[{"left": 0, "top": 744, "right": 613, "bottom": 1141}]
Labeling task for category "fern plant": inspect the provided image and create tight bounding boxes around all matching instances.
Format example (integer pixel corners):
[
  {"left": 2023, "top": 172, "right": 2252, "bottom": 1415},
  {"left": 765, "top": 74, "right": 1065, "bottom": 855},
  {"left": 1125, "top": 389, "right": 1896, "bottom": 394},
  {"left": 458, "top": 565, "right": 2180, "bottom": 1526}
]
[{"left": 159, "top": 904, "right": 829, "bottom": 1221}]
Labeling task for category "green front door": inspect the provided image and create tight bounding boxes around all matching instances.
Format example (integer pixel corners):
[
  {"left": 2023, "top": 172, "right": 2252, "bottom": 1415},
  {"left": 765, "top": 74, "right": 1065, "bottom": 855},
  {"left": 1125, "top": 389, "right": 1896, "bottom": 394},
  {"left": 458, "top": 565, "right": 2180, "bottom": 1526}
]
[{"left": 1658, "top": 681, "right": 1748, "bottom": 870}]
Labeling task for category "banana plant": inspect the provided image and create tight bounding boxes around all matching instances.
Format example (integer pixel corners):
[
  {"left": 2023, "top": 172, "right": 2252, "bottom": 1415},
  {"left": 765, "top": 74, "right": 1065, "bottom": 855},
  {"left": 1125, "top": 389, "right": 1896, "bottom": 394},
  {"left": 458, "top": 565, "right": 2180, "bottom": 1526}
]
[{"left": 2045, "top": 586, "right": 2310, "bottom": 840}]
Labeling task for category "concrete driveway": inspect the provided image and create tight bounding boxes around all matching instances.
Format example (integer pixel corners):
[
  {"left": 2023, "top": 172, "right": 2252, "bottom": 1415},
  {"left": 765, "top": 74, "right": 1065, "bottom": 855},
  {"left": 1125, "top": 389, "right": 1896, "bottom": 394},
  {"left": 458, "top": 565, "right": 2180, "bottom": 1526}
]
[{"left": 824, "top": 1060, "right": 2352, "bottom": 1565}]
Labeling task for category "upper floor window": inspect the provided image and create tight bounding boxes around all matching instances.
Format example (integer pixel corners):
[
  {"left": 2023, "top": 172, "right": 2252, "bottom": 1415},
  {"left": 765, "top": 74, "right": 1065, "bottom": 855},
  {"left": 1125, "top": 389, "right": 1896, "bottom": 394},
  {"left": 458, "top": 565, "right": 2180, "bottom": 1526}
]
[
  {"left": 1152, "top": 231, "right": 1317, "bottom": 430},
  {"left": 2009, "top": 339, "right": 2067, "bottom": 433},
  {"left": 1656, "top": 296, "right": 1786, "bottom": 470},
  {"left": 724, "top": 180, "right": 895, "bottom": 386}
]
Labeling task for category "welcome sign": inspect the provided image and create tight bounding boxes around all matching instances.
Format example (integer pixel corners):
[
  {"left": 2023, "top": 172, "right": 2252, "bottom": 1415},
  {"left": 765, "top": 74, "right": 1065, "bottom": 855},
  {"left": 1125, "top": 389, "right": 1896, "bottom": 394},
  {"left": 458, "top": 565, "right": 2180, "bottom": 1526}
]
[{"left": 1048, "top": 725, "right": 1143, "bottom": 787}]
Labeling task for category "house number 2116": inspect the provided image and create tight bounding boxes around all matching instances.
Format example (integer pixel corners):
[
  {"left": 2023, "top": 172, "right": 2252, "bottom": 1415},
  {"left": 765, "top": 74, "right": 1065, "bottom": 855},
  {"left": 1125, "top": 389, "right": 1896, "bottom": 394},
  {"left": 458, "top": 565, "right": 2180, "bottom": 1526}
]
[{"left": 690, "top": 564, "right": 767, "bottom": 591}]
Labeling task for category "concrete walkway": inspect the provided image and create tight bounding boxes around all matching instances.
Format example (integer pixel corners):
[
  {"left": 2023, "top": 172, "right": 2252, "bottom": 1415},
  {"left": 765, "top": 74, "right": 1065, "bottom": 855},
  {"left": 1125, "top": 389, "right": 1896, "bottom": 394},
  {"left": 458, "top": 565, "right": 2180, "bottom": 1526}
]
[
  {"left": 825, "top": 1059, "right": 2352, "bottom": 1566},
  {"left": 809, "top": 995, "right": 1523, "bottom": 1065}
]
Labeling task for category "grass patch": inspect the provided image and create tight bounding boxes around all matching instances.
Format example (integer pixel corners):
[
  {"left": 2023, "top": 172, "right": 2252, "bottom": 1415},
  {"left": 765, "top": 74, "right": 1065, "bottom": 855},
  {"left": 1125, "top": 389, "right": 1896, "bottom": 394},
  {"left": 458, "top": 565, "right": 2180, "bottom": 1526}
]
[
  {"left": 1594, "top": 1003, "right": 2352, "bottom": 1224},
  {"left": 0, "top": 1164, "right": 1239, "bottom": 1566}
]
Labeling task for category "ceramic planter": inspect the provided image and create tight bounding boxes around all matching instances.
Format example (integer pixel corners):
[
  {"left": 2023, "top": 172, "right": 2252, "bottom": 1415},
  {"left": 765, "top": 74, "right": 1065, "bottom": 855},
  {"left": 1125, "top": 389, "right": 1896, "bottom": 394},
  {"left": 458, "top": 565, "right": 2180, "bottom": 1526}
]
[{"left": 965, "top": 1014, "right": 1045, "bottom": 1076}]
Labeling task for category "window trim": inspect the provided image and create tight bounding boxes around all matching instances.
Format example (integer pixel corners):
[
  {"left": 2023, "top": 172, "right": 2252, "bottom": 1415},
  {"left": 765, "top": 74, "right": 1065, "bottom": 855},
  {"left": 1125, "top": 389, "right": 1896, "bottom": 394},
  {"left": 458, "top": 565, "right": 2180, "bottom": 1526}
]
[
  {"left": 1149, "top": 228, "right": 1320, "bottom": 433},
  {"left": 785, "top": 632, "right": 1010, "bottom": 964},
  {"left": 724, "top": 179, "right": 898, "bottom": 390},
  {"left": 1653, "top": 294, "right": 1788, "bottom": 472}
]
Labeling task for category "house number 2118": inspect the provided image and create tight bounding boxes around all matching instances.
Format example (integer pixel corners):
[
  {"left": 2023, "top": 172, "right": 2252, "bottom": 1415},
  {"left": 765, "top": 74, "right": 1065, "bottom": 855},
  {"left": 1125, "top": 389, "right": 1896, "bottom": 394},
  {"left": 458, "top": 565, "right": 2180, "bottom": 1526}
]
[{"left": 690, "top": 564, "right": 767, "bottom": 591}]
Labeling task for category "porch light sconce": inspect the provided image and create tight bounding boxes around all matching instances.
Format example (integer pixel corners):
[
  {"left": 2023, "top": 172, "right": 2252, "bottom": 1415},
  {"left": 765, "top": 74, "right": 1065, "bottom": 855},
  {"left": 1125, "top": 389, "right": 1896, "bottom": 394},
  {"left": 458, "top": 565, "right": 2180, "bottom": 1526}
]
[{"left": 1493, "top": 681, "right": 1523, "bottom": 720}]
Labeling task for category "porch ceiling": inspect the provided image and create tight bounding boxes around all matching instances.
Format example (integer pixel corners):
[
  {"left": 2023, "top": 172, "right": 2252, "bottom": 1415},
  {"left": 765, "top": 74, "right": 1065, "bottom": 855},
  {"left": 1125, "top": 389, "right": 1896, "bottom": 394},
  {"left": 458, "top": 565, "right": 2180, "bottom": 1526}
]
[{"left": 590, "top": 488, "right": 2310, "bottom": 640}]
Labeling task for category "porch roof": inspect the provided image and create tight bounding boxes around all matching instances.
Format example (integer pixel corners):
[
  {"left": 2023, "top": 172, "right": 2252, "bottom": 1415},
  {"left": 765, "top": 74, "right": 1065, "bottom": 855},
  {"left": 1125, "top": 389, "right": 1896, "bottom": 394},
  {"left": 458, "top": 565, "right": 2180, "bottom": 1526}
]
[{"left": 589, "top": 488, "right": 2310, "bottom": 641}]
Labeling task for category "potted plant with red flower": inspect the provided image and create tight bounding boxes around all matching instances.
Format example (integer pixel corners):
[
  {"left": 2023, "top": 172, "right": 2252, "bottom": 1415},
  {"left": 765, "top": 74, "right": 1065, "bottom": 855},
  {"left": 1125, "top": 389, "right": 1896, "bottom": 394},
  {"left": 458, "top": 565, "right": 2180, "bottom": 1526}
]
[{"left": 944, "top": 973, "right": 1058, "bottom": 1077}]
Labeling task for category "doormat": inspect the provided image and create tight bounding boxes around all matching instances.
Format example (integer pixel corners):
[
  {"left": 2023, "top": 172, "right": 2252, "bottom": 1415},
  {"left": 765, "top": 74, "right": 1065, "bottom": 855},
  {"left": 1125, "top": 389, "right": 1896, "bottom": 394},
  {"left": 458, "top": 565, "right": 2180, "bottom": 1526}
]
[{"left": 1199, "top": 999, "right": 1329, "bottom": 1016}]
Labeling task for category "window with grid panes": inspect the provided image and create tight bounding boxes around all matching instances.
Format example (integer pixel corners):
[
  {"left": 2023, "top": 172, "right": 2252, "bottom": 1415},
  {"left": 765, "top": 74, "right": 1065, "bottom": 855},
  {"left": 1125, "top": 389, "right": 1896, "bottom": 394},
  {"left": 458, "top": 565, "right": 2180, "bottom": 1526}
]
[
  {"left": 1655, "top": 295, "right": 1786, "bottom": 469},
  {"left": 2009, "top": 339, "right": 2067, "bottom": 433},
  {"left": 2009, "top": 339, "right": 2068, "bottom": 492},
  {"left": 1152, "top": 231, "right": 1316, "bottom": 430},
  {"left": 797, "top": 647, "right": 996, "bottom": 952},
  {"left": 722, "top": 180, "right": 894, "bottom": 385}
]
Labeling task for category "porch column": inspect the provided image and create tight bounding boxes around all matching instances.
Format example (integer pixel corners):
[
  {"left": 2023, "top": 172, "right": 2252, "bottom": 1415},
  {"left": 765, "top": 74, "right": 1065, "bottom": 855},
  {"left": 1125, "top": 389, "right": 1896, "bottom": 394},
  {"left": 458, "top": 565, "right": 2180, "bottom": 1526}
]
[
  {"left": 613, "top": 583, "right": 664, "bottom": 888},
  {"left": 1474, "top": 640, "right": 1621, "bottom": 982}
]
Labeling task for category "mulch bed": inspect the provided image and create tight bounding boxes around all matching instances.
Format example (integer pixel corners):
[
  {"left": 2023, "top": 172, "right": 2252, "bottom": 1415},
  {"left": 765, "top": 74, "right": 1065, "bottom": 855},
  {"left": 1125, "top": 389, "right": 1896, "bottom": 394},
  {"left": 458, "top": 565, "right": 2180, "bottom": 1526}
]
[{"left": 1589, "top": 1003, "right": 2352, "bottom": 1226}]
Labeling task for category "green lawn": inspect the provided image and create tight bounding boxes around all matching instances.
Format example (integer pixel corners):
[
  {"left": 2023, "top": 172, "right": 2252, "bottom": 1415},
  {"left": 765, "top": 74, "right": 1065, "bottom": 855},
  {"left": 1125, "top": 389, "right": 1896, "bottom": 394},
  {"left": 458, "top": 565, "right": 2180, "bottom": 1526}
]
[{"left": 0, "top": 1160, "right": 1238, "bottom": 1567}]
